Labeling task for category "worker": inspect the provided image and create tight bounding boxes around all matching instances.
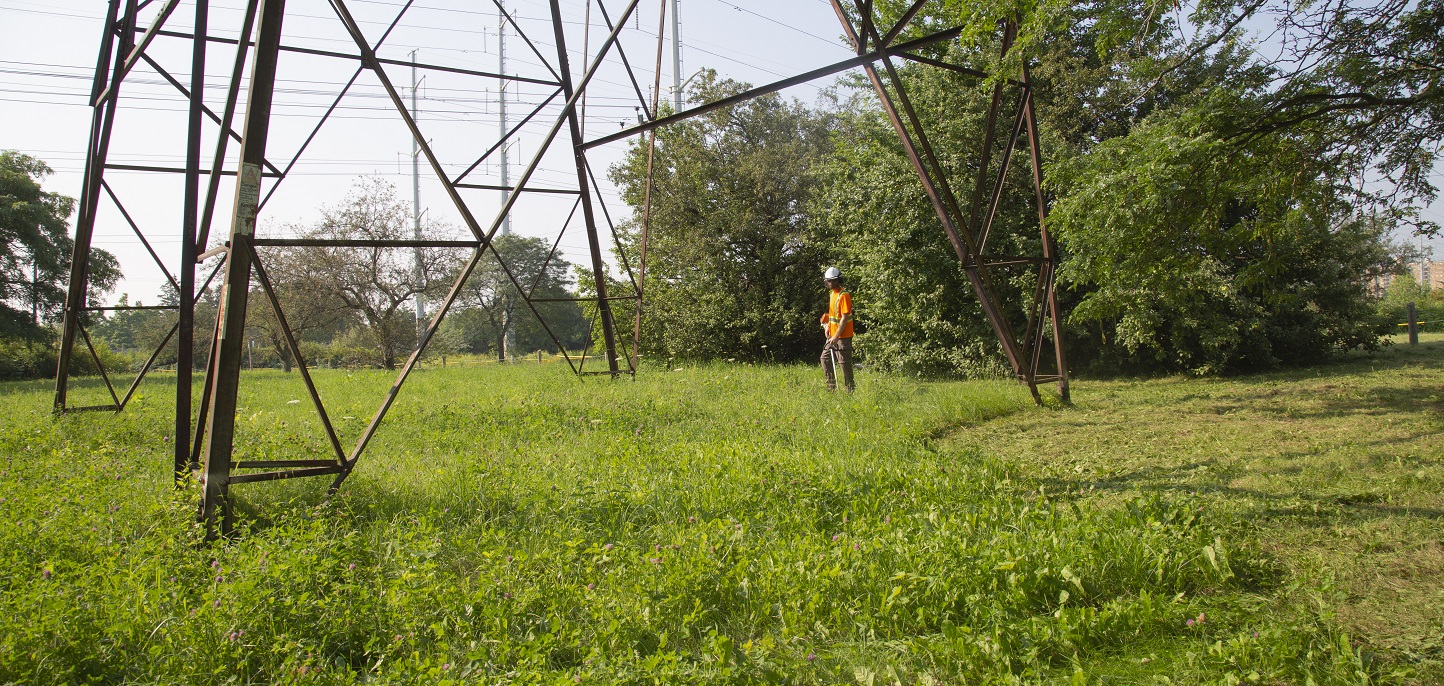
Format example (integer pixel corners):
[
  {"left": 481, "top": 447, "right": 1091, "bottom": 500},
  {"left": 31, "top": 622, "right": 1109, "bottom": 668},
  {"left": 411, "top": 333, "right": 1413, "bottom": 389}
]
[{"left": 819, "top": 266, "right": 855, "bottom": 392}]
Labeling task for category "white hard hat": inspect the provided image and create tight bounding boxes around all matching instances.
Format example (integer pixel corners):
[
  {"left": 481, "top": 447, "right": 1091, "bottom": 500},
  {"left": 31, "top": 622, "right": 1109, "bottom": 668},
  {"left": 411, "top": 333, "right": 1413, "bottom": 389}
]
[{"left": 824, "top": 267, "right": 841, "bottom": 280}]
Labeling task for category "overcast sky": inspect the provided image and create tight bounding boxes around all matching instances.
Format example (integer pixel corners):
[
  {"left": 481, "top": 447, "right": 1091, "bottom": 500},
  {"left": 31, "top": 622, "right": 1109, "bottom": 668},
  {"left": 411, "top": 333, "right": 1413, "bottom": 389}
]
[{"left": 2, "top": 0, "right": 1440, "bottom": 307}]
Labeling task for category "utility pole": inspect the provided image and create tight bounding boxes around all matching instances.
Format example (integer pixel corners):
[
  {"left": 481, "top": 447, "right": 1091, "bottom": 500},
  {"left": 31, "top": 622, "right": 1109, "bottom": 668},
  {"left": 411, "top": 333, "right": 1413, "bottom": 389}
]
[
  {"left": 499, "top": 2, "right": 515, "bottom": 361},
  {"left": 410, "top": 50, "right": 425, "bottom": 349},
  {"left": 1421, "top": 234, "right": 1432, "bottom": 289},
  {"left": 671, "top": 0, "right": 681, "bottom": 111}
]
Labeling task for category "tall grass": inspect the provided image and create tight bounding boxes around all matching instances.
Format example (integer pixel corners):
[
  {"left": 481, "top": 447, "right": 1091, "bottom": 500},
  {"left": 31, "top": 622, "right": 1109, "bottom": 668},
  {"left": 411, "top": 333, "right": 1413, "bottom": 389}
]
[{"left": 0, "top": 363, "right": 1372, "bottom": 683}]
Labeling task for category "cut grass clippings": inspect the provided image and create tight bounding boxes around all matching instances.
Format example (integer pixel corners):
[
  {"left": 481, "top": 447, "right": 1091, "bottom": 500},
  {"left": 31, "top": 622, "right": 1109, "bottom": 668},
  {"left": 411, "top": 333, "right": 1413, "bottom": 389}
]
[{"left": 1, "top": 347, "right": 1436, "bottom": 683}]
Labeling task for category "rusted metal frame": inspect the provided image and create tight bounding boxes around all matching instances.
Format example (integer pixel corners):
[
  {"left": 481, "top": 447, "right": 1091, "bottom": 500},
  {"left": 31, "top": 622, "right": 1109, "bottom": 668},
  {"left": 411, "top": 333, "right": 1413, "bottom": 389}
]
[
  {"left": 230, "top": 465, "right": 344, "bottom": 485},
  {"left": 99, "top": 180, "right": 179, "bottom": 291},
  {"left": 480, "top": 239, "right": 588, "bottom": 373},
  {"left": 375, "top": 57, "right": 557, "bottom": 85},
  {"left": 550, "top": 0, "right": 641, "bottom": 377},
  {"left": 1020, "top": 62, "right": 1069, "bottom": 400},
  {"left": 489, "top": 0, "right": 561, "bottom": 81},
  {"left": 581, "top": 26, "right": 965, "bottom": 151},
  {"left": 195, "top": 0, "right": 258, "bottom": 255},
  {"left": 120, "top": 318, "right": 179, "bottom": 410},
  {"left": 577, "top": 303, "right": 599, "bottom": 375},
  {"left": 251, "top": 239, "right": 481, "bottom": 248},
  {"left": 247, "top": 243, "right": 348, "bottom": 465},
  {"left": 592, "top": 0, "right": 654, "bottom": 119},
  {"left": 531, "top": 296, "right": 641, "bottom": 303},
  {"left": 175, "top": 0, "right": 208, "bottom": 482},
  {"left": 453, "top": 88, "right": 563, "bottom": 184},
  {"left": 78, "top": 324, "right": 122, "bottom": 409},
  {"left": 132, "top": 53, "right": 286, "bottom": 178},
  {"left": 87, "top": 305, "right": 175, "bottom": 311},
  {"left": 330, "top": 249, "right": 489, "bottom": 489},
  {"left": 964, "top": 50, "right": 1010, "bottom": 257},
  {"left": 873, "top": 18, "right": 1030, "bottom": 377},
  {"left": 894, "top": 52, "right": 989, "bottom": 80},
  {"left": 92, "top": 0, "right": 179, "bottom": 107},
  {"left": 256, "top": 65, "right": 364, "bottom": 212},
  {"left": 200, "top": 0, "right": 286, "bottom": 534},
  {"left": 190, "top": 311, "right": 222, "bottom": 469},
  {"left": 326, "top": 0, "right": 640, "bottom": 472},
  {"left": 984, "top": 257, "right": 1043, "bottom": 268},
  {"left": 835, "top": 4, "right": 1027, "bottom": 375},
  {"left": 453, "top": 183, "right": 580, "bottom": 195},
  {"left": 879, "top": 0, "right": 930, "bottom": 47},
  {"left": 1019, "top": 259, "right": 1048, "bottom": 384},
  {"left": 236, "top": 460, "right": 336, "bottom": 468},
  {"left": 256, "top": 0, "right": 417, "bottom": 213},
  {"left": 325, "top": 0, "right": 493, "bottom": 244},
  {"left": 143, "top": 28, "right": 561, "bottom": 88},
  {"left": 583, "top": 160, "right": 641, "bottom": 296},
  {"left": 103, "top": 163, "right": 281, "bottom": 177},
  {"left": 529, "top": 195, "right": 584, "bottom": 299},
  {"left": 978, "top": 87, "right": 1029, "bottom": 255},
  {"left": 857, "top": 0, "right": 875, "bottom": 54},
  {"left": 633, "top": 0, "right": 666, "bottom": 372},
  {"left": 56, "top": 0, "right": 134, "bottom": 413}
]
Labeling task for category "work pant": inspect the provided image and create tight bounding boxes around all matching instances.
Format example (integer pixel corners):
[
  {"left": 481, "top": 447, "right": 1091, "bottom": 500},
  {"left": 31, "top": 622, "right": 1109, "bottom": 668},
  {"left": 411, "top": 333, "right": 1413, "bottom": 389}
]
[{"left": 821, "top": 337, "right": 854, "bottom": 391}]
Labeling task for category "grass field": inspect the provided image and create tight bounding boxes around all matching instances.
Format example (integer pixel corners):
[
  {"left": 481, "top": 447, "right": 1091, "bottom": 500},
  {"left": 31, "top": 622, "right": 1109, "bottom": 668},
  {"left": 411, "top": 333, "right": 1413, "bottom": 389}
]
[{"left": 0, "top": 338, "right": 1440, "bottom": 684}]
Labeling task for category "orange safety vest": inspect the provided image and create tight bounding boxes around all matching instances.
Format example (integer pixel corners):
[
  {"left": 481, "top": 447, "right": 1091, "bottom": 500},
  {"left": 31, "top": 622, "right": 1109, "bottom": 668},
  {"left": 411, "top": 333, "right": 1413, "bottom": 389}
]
[{"left": 820, "top": 289, "right": 854, "bottom": 338}]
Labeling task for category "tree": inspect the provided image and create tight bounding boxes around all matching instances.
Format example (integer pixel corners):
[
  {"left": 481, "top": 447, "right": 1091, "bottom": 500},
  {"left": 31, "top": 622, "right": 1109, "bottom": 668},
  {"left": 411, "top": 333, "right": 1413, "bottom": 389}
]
[
  {"left": 820, "top": 2, "right": 1404, "bottom": 375},
  {"left": 307, "top": 178, "right": 463, "bottom": 370},
  {"left": 1049, "top": 91, "right": 1394, "bottom": 373},
  {"left": 609, "top": 72, "right": 835, "bottom": 363},
  {"left": 453, "top": 234, "right": 587, "bottom": 358},
  {"left": 1171, "top": 0, "right": 1442, "bottom": 221},
  {"left": 0, "top": 151, "right": 120, "bottom": 339},
  {"left": 250, "top": 241, "right": 346, "bottom": 372}
]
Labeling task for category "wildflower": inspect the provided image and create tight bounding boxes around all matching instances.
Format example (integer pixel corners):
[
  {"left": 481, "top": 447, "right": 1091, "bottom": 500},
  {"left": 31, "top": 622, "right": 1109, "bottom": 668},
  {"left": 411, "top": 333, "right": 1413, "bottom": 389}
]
[
  {"left": 442, "top": 663, "right": 451, "bottom": 671},
  {"left": 395, "top": 634, "right": 403, "bottom": 641},
  {"left": 603, "top": 543, "right": 613, "bottom": 551},
  {"left": 1186, "top": 619, "right": 1194, "bottom": 626},
  {"left": 348, "top": 563, "right": 356, "bottom": 571},
  {"left": 586, "top": 584, "right": 595, "bottom": 590},
  {"left": 213, "top": 599, "right": 221, "bottom": 608},
  {"left": 41, "top": 568, "right": 52, "bottom": 580},
  {"left": 506, "top": 555, "right": 514, "bottom": 563},
  {"left": 806, "top": 653, "right": 816, "bottom": 662},
  {"left": 215, "top": 575, "right": 224, "bottom": 583},
  {"left": 211, "top": 560, "right": 220, "bottom": 569},
  {"left": 832, "top": 534, "right": 840, "bottom": 541},
  {"left": 1252, "top": 631, "right": 1259, "bottom": 639},
  {"left": 853, "top": 543, "right": 859, "bottom": 551},
  {"left": 688, "top": 516, "right": 696, "bottom": 523}
]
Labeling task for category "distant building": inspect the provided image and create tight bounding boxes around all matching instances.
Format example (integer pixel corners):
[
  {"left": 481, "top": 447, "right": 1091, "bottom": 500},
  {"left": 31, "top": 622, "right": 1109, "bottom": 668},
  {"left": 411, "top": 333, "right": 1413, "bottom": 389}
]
[{"left": 1374, "top": 261, "right": 1444, "bottom": 294}]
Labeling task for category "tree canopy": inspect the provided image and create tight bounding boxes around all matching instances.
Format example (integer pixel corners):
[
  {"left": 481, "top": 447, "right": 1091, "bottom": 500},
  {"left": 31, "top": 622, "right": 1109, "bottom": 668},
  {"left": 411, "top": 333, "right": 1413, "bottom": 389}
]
[{"left": 0, "top": 151, "right": 119, "bottom": 340}]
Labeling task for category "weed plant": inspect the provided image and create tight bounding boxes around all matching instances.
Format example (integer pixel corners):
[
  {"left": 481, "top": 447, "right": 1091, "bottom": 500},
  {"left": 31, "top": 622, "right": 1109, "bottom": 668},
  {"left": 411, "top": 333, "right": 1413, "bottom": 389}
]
[{"left": 0, "top": 362, "right": 1379, "bottom": 683}]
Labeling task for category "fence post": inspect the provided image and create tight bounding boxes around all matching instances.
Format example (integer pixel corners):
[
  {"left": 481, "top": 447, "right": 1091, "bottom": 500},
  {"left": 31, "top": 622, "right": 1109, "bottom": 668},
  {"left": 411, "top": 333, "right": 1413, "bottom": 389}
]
[{"left": 1407, "top": 301, "right": 1419, "bottom": 345}]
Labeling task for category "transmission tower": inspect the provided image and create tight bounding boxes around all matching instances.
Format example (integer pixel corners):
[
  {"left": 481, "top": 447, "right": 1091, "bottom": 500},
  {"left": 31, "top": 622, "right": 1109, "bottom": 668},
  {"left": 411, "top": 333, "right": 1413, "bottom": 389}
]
[{"left": 56, "top": 0, "right": 1069, "bottom": 535}]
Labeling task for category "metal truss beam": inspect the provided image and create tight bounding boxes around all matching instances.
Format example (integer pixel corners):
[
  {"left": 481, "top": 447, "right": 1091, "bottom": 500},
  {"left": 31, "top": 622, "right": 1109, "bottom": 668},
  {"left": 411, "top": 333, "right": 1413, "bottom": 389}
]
[{"left": 58, "top": 0, "right": 1070, "bottom": 537}]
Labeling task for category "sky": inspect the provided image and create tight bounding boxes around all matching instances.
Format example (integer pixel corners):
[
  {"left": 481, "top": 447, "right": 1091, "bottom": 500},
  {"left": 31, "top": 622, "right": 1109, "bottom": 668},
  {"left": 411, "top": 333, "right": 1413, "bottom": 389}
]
[
  {"left": 0, "top": 0, "right": 856, "bottom": 307},
  {"left": 1, "top": 0, "right": 1440, "bottom": 308}
]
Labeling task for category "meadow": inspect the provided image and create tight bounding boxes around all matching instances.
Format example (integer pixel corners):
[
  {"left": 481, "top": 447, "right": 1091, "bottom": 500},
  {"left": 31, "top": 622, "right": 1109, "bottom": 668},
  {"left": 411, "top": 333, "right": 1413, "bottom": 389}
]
[{"left": 1, "top": 341, "right": 1439, "bottom": 684}]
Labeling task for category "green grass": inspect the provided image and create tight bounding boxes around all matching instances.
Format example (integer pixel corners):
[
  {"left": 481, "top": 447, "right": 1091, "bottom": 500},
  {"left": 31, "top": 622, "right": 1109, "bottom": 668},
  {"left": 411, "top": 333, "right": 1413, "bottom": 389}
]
[
  {"left": 959, "top": 333, "right": 1444, "bottom": 683},
  {"left": 0, "top": 346, "right": 1435, "bottom": 684}
]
